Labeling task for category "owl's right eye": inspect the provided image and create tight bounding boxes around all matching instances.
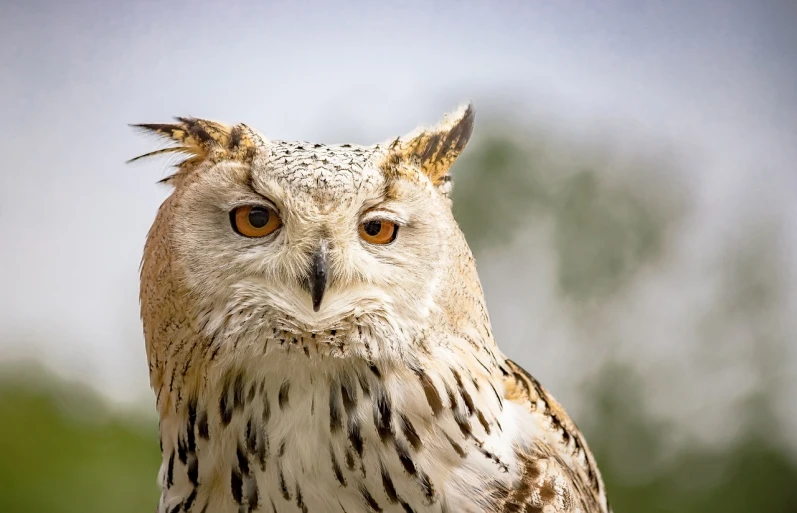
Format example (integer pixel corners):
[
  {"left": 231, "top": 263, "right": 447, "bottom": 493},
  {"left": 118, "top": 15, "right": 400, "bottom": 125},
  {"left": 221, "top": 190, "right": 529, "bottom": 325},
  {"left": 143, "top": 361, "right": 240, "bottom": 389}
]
[{"left": 230, "top": 205, "right": 282, "bottom": 238}]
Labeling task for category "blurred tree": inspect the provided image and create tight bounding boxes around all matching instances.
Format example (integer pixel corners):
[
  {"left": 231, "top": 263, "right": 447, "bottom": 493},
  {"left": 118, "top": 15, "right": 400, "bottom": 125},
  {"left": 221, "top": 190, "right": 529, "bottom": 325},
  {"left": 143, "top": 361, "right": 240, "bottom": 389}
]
[
  {"left": 582, "top": 363, "right": 797, "bottom": 513},
  {"left": 452, "top": 120, "right": 686, "bottom": 303},
  {"left": 0, "top": 363, "right": 160, "bottom": 513}
]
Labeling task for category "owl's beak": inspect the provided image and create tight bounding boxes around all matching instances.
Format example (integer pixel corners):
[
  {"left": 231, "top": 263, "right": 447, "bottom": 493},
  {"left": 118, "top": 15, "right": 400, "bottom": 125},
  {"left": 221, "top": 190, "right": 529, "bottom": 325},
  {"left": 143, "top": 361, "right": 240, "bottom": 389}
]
[{"left": 310, "top": 242, "right": 328, "bottom": 312}]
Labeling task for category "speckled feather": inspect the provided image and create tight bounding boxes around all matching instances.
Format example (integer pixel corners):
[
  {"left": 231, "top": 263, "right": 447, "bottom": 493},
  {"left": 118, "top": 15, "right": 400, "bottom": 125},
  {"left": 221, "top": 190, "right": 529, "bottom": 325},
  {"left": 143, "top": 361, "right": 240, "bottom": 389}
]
[{"left": 131, "top": 104, "right": 611, "bottom": 512}]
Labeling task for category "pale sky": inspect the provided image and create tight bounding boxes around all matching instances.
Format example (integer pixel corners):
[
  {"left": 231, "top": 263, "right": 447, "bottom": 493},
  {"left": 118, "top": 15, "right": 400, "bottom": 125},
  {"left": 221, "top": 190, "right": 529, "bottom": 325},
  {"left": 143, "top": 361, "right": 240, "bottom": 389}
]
[{"left": 2, "top": 0, "right": 796, "bottom": 450}]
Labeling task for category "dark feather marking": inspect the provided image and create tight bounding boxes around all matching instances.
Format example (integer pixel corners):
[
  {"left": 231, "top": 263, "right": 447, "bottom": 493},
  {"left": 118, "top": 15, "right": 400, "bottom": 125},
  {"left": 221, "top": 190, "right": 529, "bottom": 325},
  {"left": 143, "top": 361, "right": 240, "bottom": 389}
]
[
  {"left": 489, "top": 381, "right": 504, "bottom": 410},
  {"left": 395, "top": 440, "right": 436, "bottom": 501},
  {"left": 278, "top": 381, "right": 290, "bottom": 410},
  {"left": 233, "top": 372, "right": 246, "bottom": 411},
  {"left": 209, "top": 337, "right": 222, "bottom": 362},
  {"left": 452, "top": 369, "right": 476, "bottom": 416},
  {"left": 231, "top": 468, "right": 243, "bottom": 504},
  {"left": 247, "top": 476, "right": 259, "bottom": 510},
  {"left": 349, "top": 421, "right": 364, "bottom": 457},
  {"left": 169, "top": 364, "right": 177, "bottom": 393},
  {"left": 476, "top": 356, "right": 493, "bottom": 375},
  {"left": 373, "top": 383, "right": 394, "bottom": 443},
  {"left": 417, "top": 471, "right": 435, "bottom": 501},
  {"left": 331, "top": 447, "right": 347, "bottom": 486},
  {"left": 400, "top": 501, "right": 415, "bottom": 513},
  {"left": 295, "top": 483, "right": 308, "bottom": 513},
  {"left": 341, "top": 380, "right": 358, "bottom": 418},
  {"left": 512, "top": 371, "right": 531, "bottom": 399},
  {"left": 246, "top": 417, "right": 257, "bottom": 453},
  {"left": 166, "top": 450, "right": 175, "bottom": 488},
  {"left": 453, "top": 407, "right": 472, "bottom": 438},
  {"left": 247, "top": 383, "right": 256, "bottom": 404},
  {"left": 237, "top": 443, "right": 250, "bottom": 475},
  {"left": 262, "top": 394, "right": 271, "bottom": 423},
  {"left": 358, "top": 373, "right": 371, "bottom": 397},
  {"left": 360, "top": 485, "right": 384, "bottom": 512},
  {"left": 381, "top": 466, "right": 398, "bottom": 503},
  {"left": 186, "top": 398, "right": 198, "bottom": 452},
  {"left": 345, "top": 448, "right": 355, "bottom": 470},
  {"left": 477, "top": 445, "right": 509, "bottom": 473},
  {"left": 220, "top": 390, "right": 233, "bottom": 426},
  {"left": 476, "top": 409, "right": 492, "bottom": 434},
  {"left": 258, "top": 430, "right": 269, "bottom": 470},
  {"left": 197, "top": 410, "right": 209, "bottom": 440},
  {"left": 277, "top": 464, "right": 291, "bottom": 500},
  {"left": 176, "top": 117, "right": 213, "bottom": 144},
  {"left": 445, "top": 383, "right": 458, "bottom": 411},
  {"left": 183, "top": 488, "right": 197, "bottom": 510},
  {"left": 445, "top": 433, "right": 466, "bottom": 458},
  {"left": 178, "top": 436, "right": 188, "bottom": 464},
  {"left": 329, "top": 385, "right": 343, "bottom": 433},
  {"left": 398, "top": 414, "right": 422, "bottom": 451},
  {"left": 187, "top": 455, "right": 199, "bottom": 486},
  {"left": 412, "top": 367, "right": 443, "bottom": 416},
  {"left": 229, "top": 125, "right": 242, "bottom": 149},
  {"left": 395, "top": 441, "right": 417, "bottom": 476}
]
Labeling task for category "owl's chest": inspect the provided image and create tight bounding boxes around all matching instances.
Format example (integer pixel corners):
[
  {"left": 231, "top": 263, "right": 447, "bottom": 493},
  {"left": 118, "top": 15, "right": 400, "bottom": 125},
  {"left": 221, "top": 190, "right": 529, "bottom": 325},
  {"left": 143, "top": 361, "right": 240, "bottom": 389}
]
[
  {"left": 161, "top": 357, "right": 486, "bottom": 513},
  {"left": 233, "top": 379, "right": 436, "bottom": 512}
]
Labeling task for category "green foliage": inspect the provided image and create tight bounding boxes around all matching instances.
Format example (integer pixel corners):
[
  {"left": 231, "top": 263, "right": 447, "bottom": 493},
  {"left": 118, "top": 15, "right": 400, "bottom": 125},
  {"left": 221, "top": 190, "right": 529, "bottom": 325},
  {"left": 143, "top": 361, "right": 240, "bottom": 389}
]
[
  {"left": 552, "top": 170, "right": 664, "bottom": 300},
  {"left": 452, "top": 124, "right": 682, "bottom": 302},
  {"left": 0, "top": 365, "right": 160, "bottom": 513},
  {"left": 582, "top": 363, "right": 797, "bottom": 513},
  {"left": 452, "top": 134, "right": 551, "bottom": 250}
]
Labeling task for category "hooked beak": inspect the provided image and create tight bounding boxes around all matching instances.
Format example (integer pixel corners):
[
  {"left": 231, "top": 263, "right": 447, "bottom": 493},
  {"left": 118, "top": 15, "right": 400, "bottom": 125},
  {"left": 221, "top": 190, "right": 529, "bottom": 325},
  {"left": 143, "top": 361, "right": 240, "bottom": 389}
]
[{"left": 310, "top": 242, "right": 328, "bottom": 312}]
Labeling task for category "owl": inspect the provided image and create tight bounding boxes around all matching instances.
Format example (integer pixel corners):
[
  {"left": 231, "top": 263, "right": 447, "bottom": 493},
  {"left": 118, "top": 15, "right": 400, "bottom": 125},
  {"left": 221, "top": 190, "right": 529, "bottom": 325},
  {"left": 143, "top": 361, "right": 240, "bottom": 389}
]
[{"left": 130, "top": 103, "right": 611, "bottom": 513}]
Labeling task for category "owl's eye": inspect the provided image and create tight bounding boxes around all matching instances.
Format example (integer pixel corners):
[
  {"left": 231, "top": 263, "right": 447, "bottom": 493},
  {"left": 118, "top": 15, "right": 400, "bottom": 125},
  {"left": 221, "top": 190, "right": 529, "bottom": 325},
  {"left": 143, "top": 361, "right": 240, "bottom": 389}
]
[
  {"left": 359, "top": 220, "right": 398, "bottom": 245},
  {"left": 230, "top": 205, "right": 282, "bottom": 238}
]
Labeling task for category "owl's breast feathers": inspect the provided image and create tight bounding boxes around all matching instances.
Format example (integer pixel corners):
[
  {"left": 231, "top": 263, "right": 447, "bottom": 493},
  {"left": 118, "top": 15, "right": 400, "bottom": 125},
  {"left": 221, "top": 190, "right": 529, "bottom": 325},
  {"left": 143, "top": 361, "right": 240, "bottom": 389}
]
[{"left": 153, "top": 345, "right": 610, "bottom": 513}]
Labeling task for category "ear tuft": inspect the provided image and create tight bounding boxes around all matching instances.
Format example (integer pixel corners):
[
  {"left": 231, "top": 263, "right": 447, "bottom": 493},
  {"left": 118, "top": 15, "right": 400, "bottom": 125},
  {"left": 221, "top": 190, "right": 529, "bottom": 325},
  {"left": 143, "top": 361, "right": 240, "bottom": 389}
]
[
  {"left": 394, "top": 102, "right": 475, "bottom": 184},
  {"left": 128, "top": 117, "right": 261, "bottom": 184}
]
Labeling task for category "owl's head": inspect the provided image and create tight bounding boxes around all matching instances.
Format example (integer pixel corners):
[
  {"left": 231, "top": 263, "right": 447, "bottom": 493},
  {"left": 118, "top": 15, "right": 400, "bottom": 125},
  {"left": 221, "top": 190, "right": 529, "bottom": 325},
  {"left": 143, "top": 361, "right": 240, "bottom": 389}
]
[{"left": 133, "top": 104, "right": 477, "bottom": 358}]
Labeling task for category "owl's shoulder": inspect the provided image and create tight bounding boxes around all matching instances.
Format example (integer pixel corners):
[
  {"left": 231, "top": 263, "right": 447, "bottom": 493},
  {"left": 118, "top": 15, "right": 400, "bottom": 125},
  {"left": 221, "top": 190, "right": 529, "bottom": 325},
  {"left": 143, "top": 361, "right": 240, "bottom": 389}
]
[{"left": 498, "top": 358, "right": 612, "bottom": 513}]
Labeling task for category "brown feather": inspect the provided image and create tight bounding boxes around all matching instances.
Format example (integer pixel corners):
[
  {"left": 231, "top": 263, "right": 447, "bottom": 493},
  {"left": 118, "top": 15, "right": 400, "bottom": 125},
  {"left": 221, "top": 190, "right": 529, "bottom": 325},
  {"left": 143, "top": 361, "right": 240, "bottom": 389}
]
[{"left": 501, "top": 359, "right": 612, "bottom": 512}]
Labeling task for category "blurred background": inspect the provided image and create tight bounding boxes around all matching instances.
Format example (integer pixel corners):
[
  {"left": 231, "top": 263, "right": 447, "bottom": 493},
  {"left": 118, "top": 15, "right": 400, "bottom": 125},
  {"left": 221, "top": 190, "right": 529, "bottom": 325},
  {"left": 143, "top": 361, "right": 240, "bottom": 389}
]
[{"left": 2, "top": 0, "right": 796, "bottom": 511}]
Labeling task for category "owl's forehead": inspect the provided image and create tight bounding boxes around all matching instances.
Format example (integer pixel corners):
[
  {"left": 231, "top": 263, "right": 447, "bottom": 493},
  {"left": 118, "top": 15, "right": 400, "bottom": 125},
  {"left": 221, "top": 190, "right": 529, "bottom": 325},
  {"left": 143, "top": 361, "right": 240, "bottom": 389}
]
[{"left": 255, "top": 140, "right": 388, "bottom": 197}]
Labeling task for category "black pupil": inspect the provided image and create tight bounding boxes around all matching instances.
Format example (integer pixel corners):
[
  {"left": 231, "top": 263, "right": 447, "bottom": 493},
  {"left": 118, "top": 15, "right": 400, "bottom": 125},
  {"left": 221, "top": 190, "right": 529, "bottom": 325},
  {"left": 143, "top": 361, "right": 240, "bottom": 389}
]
[
  {"left": 248, "top": 207, "right": 270, "bottom": 228},
  {"left": 364, "top": 221, "right": 382, "bottom": 236}
]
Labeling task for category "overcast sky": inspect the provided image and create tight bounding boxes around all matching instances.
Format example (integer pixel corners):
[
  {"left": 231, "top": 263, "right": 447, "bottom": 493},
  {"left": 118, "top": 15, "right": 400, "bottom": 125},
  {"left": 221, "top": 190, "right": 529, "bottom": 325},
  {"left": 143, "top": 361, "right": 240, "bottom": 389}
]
[{"left": 1, "top": 1, "right": 795, "bottom": 448}]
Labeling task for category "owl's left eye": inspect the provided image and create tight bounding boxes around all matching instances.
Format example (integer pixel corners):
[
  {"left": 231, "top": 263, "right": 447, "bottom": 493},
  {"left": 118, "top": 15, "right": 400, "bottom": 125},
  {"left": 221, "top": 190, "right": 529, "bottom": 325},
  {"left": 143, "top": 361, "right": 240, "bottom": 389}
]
[
  {"left": 230, "top": 205, "right": 282, "bottom": 238},
  {"left": 359, "top": 219, "right": 398, "bottom": 245}
]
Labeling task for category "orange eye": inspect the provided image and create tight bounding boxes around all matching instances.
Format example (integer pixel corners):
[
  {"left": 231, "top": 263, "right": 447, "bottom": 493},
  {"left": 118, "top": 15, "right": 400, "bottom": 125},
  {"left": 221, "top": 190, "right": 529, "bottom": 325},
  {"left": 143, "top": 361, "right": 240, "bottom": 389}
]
[
  {"left": 359, "top": 219, "right": 398, "bottom": 245},
  {"left": 231, "top": 205, "right": 282, "bottom": 238}
]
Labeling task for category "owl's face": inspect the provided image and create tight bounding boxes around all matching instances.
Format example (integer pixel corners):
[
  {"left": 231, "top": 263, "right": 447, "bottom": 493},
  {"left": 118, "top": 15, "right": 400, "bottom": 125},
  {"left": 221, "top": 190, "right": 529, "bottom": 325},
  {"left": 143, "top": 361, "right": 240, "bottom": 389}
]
[
  {"left": 171, "top": 141, "right": 454, "bottom": 337},
  {"left": 135, "top": 104, "right": 474, "bottom": 353}
]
